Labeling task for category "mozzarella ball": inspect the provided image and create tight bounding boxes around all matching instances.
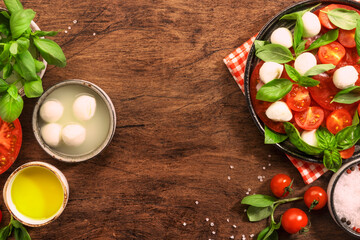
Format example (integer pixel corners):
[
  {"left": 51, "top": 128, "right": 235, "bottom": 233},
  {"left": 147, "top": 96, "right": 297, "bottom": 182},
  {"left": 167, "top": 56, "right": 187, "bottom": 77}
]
[
  {"left": 270, "top": 27, "right": 293, "bottom": 48},
  {"left": 40, "top": 100, "right": 64, "bottom": 123},
  {"left": 265, "top": 101, "right": 293, "bottom": 122},
  {"left": 294, "top": 52, "right": 317, "bottom": 75},
  {"left": 302, "top": 12, "right": 321, "bottom": 38},
  {"left": 41, "top": 123, "right": 62, "bottom": 147},
  {"left": 333, "top": 66, "right": 359, "bottom": 89},
  {"left": 301, "top": 129, "right": 318, "bottom": 147},
  {"left": 73, "top": 95, "right": 97, "bottom": 121},
  {"left": 62, "top": 124, "right": 86, "bottom": 146},
  {"left": 259, "top": 62, "right": 284, "bottom": 84}
]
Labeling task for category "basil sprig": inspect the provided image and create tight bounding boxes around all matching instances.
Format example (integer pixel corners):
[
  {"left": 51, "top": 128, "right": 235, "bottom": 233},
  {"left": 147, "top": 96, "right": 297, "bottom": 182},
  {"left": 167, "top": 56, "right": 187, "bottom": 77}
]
[
  {"left": 307, "top": 29, "right": 339, "bottom": 51},
  {"left": 303, "top": 64, "right": 335, "bottom": 76},
  {"left": 0, "top": 216, "right": 31, "bottom": 240},
  {"left": 332, "top": 86, "right": 360, "bottom": 104},
  {"left": 284, "top": 64, "right": 321, "bottom": 86},
  {"left": 264, "top": 126, "right": 288, "bottom": 144},
  {"left": 327, "top": 8, "right": 360, "bottom": 30},
  {"left": 256, "top": 79, "right": 293, "bottom": 102},
  {"left": 255, "top": 44, "right": 294, "bottom": 64}
]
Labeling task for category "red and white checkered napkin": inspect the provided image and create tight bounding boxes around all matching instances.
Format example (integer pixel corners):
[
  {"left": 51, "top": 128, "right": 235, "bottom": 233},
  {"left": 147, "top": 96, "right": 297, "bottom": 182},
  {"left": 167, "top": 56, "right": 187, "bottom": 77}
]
[{"left": 223, "top": 35, "right": 328, "bottom": 184}]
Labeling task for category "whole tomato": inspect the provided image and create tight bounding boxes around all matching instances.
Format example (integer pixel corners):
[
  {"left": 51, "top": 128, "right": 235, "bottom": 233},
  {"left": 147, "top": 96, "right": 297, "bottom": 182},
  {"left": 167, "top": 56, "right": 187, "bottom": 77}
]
[
  {"left": 270, "top": 174, "right": 293, "bottom": 198},
  {"left": 281, "top": 208, "right": 308, "bottom": 234},
  {"left": 304, "top": 186, "right": 327, "bottom": 210}
]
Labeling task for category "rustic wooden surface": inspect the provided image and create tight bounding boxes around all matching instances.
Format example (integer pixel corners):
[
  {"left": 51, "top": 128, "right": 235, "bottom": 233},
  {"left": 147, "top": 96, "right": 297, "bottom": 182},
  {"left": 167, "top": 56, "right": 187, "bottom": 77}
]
[{"left": 0, "top": 0, "right": 353, "bottom": 239}]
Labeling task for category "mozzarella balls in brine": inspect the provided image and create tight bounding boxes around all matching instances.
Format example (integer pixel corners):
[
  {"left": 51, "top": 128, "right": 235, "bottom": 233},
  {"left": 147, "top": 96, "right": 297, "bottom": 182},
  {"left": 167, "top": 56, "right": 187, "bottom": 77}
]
[
  {"left": 41, "top": 123, "right": 62, "bottom": 147},
  {"left": 40, "top": 100, "right": 64, "bottom": 123},
  {"left": 73, "top": 95, "right": 97, "bottom": 121},
  {"left": 62, "top": 124, "right": 86, "bottom": 147}
]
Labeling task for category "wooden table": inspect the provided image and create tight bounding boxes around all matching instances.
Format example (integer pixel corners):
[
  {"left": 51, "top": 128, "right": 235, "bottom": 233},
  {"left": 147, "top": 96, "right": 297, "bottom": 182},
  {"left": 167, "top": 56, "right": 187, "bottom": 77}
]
[{"left": 0, "top": 0, "right": 351, "bottom": 239}]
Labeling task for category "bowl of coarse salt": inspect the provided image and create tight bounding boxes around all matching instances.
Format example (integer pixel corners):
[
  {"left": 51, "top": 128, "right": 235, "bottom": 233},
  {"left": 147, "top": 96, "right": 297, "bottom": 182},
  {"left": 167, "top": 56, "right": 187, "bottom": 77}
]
[{"left": 328, "top": 159, "right": 360, "bottom": 238}]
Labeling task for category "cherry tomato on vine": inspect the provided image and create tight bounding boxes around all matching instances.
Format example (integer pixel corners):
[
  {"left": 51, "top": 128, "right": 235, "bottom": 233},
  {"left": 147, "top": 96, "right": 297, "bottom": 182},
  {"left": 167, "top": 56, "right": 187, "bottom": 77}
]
[
  {"left": 281, "top": 208, "right": 309, "bottom": 234},
  {"left": 304, "top": 186, "right": 328, "bottom": 210},
  {"left": 270, "top": 174, "right": 293, "bottom": 198}
]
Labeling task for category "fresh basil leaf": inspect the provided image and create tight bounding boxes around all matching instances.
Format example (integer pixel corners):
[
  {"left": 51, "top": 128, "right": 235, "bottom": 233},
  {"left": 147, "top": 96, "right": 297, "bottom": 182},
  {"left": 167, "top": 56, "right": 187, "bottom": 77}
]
[
  {"left": 0, "top": 43, "right": 10, "bottom": 65},
  {"left": 332, "top": 86, "right": 360, "bottom": 104},
  {"left": 34, "top": 59, "right": 45, "bottom": 72},
  {"left": 7, "top": 84, "right": 18, "bottom": 99},
  {"left": 293, "top": 14, "right": 304, "bottom": 50},
  {"left": 258, "top": 226, "right": 271, "bottom": 240},
  {"left": 280, "top": 3, "right": 321, "bottom": 20},
  {"left": 0, "top": 225, "right": 12, "bottom": 239},
  {"left": 10, "top": 218, "right": 22, "bottom": 228},
  {"left": 3, "top": 0, "right": 24, "bottom": 14},
  {"left": 295, "top": 40, "right": 307, "bottom": 56},
  {"left": 33, "top": 38, "right": 66, "bottom": 67},
  {"left": 0, "top": 92, "right": 24, "bottom": 122},
  {"left": 284, "top": 122, "right": 324, "bottom": 155},
  {"left": 16, "top": 37, "right": 30, "bottom": 54},
  {"left": 24, "top": 77, "right": 43, "bottom": 98},
  {"left": 0, "top": 14, "right": 10, "bottom": 36},
  {"left": 10, "top": 9, "right": 36, "bottom": 39},
  {"left": 297, "top": 76, "right": 320, "bottom": 87},
  {"left": 0, "top": 11, "right": 10, "bottom": 19},
  {"left": 303, "top": 64, "right": 335, "bottom": 76},
  {"left": 256, "top": 79, "right": 293, "bottom": 102},
  {"left": 316, "top": 127, "right": 336, "bottom": 150},
  {"left": 263, "top": 227, "right": 278, "bottom": 240},
  {"left": 307, "top": 29, "right": 339, "bottom": 51},
  {"left": 356, "top": 20, "right": 360, "bottom": 57},
  {"left": 255, "top": 44, "right": 294, "bottom": 64},
  {"left": 0, "top": 79, "right": 9, "bottom": 93},
  {"left": 241, "top": 194, "right": 277, "bottom": 207},
  {"left": 3, "top": 62, "right": 12, "bottom": 79},
  {"left": 336, "top": 125, "right": 360, "bottom": 151},
  {"left": 13, "top": 226, "right": 30, "bottom": 240},
  {"left": 323, "top": 150, "right": 342, "bottom": 172},
  {"left": 32, "top": 30, "right": 58, "bottom": 37},
  {"left": 10, "top": 41, "right": 18, "bottom": 55},
  {"left": 353, "top": 110, "right": 359, "bottom": 125},
  {"left": 15, "top": 50, "right": 37, "bottom": 81},
  {"left": 327, "top": 8, "right": 360, "bottom": 30},
  {"left": 247, "top": 206, "right": 272, "bottom": 222},
  {"left": 265, "top": 126, "right": 288, "bottom": 144},
  {"left": 284, "top": 64, "right": 301, "bottom": 81}
]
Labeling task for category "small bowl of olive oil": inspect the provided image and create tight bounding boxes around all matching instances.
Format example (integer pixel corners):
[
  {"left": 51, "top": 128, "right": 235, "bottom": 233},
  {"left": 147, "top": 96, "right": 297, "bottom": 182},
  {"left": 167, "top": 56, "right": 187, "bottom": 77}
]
[{"left": 3, "top": 161, "right": 69, "bottom": 227}]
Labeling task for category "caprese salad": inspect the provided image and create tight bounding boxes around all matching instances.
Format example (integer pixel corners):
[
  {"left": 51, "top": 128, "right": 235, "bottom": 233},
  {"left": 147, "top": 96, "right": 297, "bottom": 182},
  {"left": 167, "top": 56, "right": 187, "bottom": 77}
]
[{"left": 251, "top": 3, "right": 360, "bottom": 172}]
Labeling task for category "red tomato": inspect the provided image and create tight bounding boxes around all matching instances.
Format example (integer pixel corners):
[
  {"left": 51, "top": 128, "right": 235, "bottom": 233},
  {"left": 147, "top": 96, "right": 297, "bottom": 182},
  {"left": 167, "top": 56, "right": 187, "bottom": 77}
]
[
  {"left": 318, "top": 42, "right": 346, "bottom": 65},
  {"left": 338, "top": 29, "right": 356, "bottom": 48},
  {"left": 304, "top": 186, "right": 328, "bottom": 210},
  {"left": 326, "top": 109, "right": 352, "bottom": 134},
  {"left": 286, "top": 85, "right": 311, "bottom": 112},
  {"left": 339, "top": 146, "right": 355, "bottom": 159},
  {"left": 294, "top": 107, "right": 324, "bottom": 130},
  {"left": 318, "top": 4, "right": 360, "bottom": 29},
  {"left": 0, "top": 118, "right": 22, "bottom": 174},
  {"left": 270, "top": 174, "right": 293, "bottom": 198},
  {"left": 0, "top": 209, "right": 2, "bottom": 223},
  {"left": 281, "top": 208, "right": 308, "bottom": 234}
]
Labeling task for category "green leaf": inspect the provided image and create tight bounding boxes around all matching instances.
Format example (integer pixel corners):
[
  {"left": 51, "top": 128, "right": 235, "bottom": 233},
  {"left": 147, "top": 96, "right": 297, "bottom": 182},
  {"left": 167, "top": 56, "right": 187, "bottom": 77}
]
[
  {"left": 353, "top": 110, "right": 359, "bottom": 125},
  {"left": 295, "top": 40, "right": 307, "bottom": 56},
  {"left": 263, "top": 228, "right": 278, "bottom": 240},
  {"left": 308, "top": 29, "right": 339, "bottom": 51},
  {"left": 0, "top": 43, "right": 10, "bottom": 65},
  {"left": 3, "top": 0, "right": 24, "bottom": 14},
  {"left": 265, "top": 126, "right": 288, "bottom": 144},
  {"left": 0, "top": 92, "right": 23, "bottom": 122},
  {"left": 336, "top": 125, "right": 360, "bottom": 151},
  {"left": 247, "top": 206, "right": 272, "bottom": 222},
  {"left": 32, "top": 30, "right": 58, "bottom": 37},
  {"left": 280, "top": 4, "right": 321, "bottom": 20},
  {"left": 284, "top": 122, "right": 324, "bottom": 155},
  {"left": 33, "top": 38, "right": 66, "bottom": 67},
  {"left": 256, "top": 79, "right": 293, "bottom": 102},
  {"left": 284, "top": 64, "right": 301, "bottom": 82},
  {"left": 332, "top": 86, "right": 360, "bottom": 104},
  {"left": 7, "top": 84, "right": 18, "bottom": 99},
  {"left": 10, "top": 9, "right": 36, "bottom": 39},
  {"left": 0, "top": 11, "right": 10, "bottom": 19},
  {"left": 0, "top": 225, "right": 12, "bottom": 239},
  {"left": 24, "top": 77, "right": 43, "bottom": 98},
  {"left": 34, "top": 59, "right": 45, "bottom": 72},
  {"left": 255, "top": 44, "right": 294, "bottom": 64},
  {"left": 13, "top": 226, "right": 31, "bottom": 240},
  {"left": 15, "top": 50, "right": 37, "bottom": 81},
  {"left": 10, "top": 218, "right": 23, "bottom": 229},
  {"left": 323, "top": 150, "right": 342, "bottom": 172},
  {"left": 316, "top": 127, "right": 336, "bottom": 150},
  {"left": 10, "top": 41, "right": 18, "bottom": 55},
  {"left": 297, "top": 76, "right": 320, "bottom": 87},
  {"left": 16, "top": 37, "right": 30, "bottom": 54},
  {"left": 356, "top": 20, "right": 360, "bottom": 58},
  {"left": 293, "top": 13, "right": 304, "bottom": 50},
  {"left": 327, "top": 8, "right": 360, "bottom": 30},
  {"left": 3, "top": 62, "right": 12, "bottom": 80},
  {"left": 258, "top": 226, "right": 271, "bottom": 240},
  {"left": 241, "top": 194, "right": 277, "bottom": 207},
  {"left": 0, "top": 79, "right": 9, "bottom": 93},
  {"left": 304, "top": 64, "right": 335, "bottom": 76},
  {"left": 273, "top": 216, "right": 282, "bottom": 230}
]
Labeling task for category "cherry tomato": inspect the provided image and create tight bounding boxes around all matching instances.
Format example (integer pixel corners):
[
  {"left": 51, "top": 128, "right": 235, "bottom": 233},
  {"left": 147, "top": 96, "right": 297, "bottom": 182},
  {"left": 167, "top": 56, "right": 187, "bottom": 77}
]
[
  {"left": 294, "top": 107, "right": 324, "bottom": 130},
  {"left": 318, "top": 4, "right": 360, "bottom": 29},
  {"left": 326, "top": 109, "right": 352, "bottom": 134},
  {"left": 0, "top": 118, "right": 22, "bottom": 174},
  {"left": 339, "top": 146, "right": 355, "bottom": 159},
  {"left": 338, "top": 29, "right": 356, "bottom": 48},
  {"left": 318, "top": 42, "right": 346, "bottom": 65},
  {"left": 281, "top": 208, "right": 308, "bottom": 234},
  {"left": 270, "top": 174, "right": 293, "bottom": 198},
  {"left": 304, "top": 186, "right": 328, "bottom": 210},
  {"left": 286, "top": 84, "right": 311, "bottom": 112},
  {"left": 0, "top": 209, "right": 2, "bottom": 223}
]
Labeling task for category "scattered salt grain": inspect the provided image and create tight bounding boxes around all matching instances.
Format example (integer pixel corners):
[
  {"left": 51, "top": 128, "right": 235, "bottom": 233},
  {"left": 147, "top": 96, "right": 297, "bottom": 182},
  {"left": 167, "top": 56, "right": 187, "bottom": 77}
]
[
  {"left": 248, "top": 188, "right": 251, "bottom": 192},
  {"left": 73, "top": 20, "right": 78, "bottom": 24},
  {"left": 230, "top": 165, "right": 234, "bottom": 169},
  {"left": 250, "top": 234, "right": 255, "bottom": 238},
  {"left": 210, "top": 222, "right": 214, "bottom": 227},
  {"left": 206, "top": 218, "right": 209, "bottom": 222},
  {"left": 268, "top": 163, "right": 272, "bottom": 166},
  {"left": 230, "top": 236, "right": 234, "bottom": 239},
  {"left": 68, "top": 26, "right": 71, "bottom": 30},
  {"left": 212, "top": 231, "right": 216, "bottom": 235},
  {"left": 262, "top": 166, "right": 266, "bottom": 170},
  {"left": 246, "top": 192, "right": 249, "bottom": 195},
  {"left": 195, "top": 201, "right": 199, "bottom": 205},
  {"left": 93, "top": 32, "right": 96, "bottom": 36},
  {"left": 244, "top": 209, "right": 247, "bottom": 212},
  {"left": 233, "top": 224, "right": 237, "bottom": 228},
  {"left": 228, "top": 176, "right": 231, "bottom": 180},
  {"left": 226, "top": 218, "right": 230, "bottom": 222},
  {"left": 64, "top": 30, "right": 68, "bottom": 33},
  {"left": 183, "top": 222, "right": 187, "bottom": 226},
  {"left": 262, "top": 176, "right": 265, "bottom": 179},
  {"left": 260, "top": 178, "right": 263, "bottom": 182},
  {"left": 268, "top": 154, "right": 271, "bottom": 157}
]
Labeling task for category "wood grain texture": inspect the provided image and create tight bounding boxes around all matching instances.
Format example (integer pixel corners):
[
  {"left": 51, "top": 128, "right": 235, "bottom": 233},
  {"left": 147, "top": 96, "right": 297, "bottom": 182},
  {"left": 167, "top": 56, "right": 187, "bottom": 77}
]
[{"left": 0, "top": 0, "right": 351, "bottom": 239}]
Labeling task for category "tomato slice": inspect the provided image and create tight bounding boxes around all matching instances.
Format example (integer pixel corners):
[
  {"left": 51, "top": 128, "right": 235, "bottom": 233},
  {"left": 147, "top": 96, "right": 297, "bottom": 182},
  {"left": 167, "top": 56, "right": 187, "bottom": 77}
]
[
  {"left": 318, "top": 4, "right": 360, "bottom": 29},
  {"left": 318, "top": 42, "right": 346, "bottom": 65},
  {"left": 326, "top": 109, "right": 352, "bottom": 134},
  {"left": 338, "top": 29, "right": 356, "bottom": 48},
  {"left": 339, "top": 146, "right": 355, "bottom": 159},
  {"left": 286, "top": 84, "right": 311, "bottom": 112},
  {"left": 294, "top": 107, "right": 324, "bottom": 130},
  {"left": 0, "top": 118, "right": 22, "bottom": 174}
]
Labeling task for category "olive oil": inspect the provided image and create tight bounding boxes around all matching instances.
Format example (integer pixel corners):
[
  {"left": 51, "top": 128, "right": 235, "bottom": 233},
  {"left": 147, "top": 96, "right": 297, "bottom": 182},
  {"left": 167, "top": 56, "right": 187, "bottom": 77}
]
[{"left": 11, "top": 166, "right": 64, "bottom": 220}]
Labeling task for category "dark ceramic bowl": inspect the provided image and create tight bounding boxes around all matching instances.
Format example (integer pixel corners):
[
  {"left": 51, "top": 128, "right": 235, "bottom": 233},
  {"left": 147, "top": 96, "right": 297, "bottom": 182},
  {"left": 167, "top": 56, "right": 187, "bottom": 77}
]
[{"left": 244, "top": 0, "right": 360, "bottom": 163}]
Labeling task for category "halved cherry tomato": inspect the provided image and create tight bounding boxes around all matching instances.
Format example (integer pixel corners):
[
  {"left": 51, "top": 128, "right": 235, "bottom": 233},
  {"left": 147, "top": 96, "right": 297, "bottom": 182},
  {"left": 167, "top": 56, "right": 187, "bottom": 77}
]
[
  {"left": 294, "top": 107, "right": 324, "bottom": 130},
  {"left": 340, "top": 146, "right": 355, "bottom": 159},
  {"left": 304, "top": 186, "right": 327, "bottom": 210},
  {"left": 286, "top": 84, "right": 311, "bottom": 112},
  {"left": 0, "top": 118, "right": 22, "bottom": 174},
  {"left": 281, "top": 208, "right": 308, "bottom": 234},
  {"left": 318, "top": 42, "right": 346, "bottom": 65},
  {"left": 270, "top": 174, "right": 293, "bottom": 198},
  {"left": 326, "top": 109, "right": 352, "bottom": 134},
  {"left": 318, "top": 4, "right": 360, "bottom": 29},
  {"left": 338, "top": 29, "right": 356, "bottom": 48}
]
